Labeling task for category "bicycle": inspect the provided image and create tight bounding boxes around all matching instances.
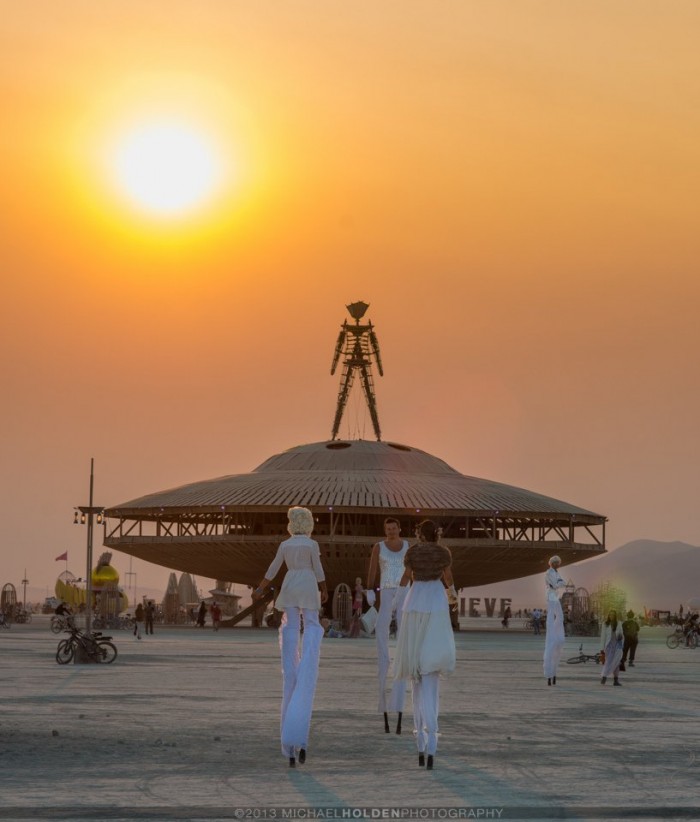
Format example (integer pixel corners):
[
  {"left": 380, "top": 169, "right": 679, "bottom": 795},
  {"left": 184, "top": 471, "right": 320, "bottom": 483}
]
[
  {"left": 525, "top": 616, "right": 546, "bottom": 632},
  {"left": 50, "top": 615, "right": 74, "bottom": 634},
  {"left": 666, "top": 627, "right": 698, "bottom": 649},
  {"left": 55, "top": 627, "right": 118, "bottom": 664},
  {"left": 566, "top": 643, "right": 604, "bottom": 664}
]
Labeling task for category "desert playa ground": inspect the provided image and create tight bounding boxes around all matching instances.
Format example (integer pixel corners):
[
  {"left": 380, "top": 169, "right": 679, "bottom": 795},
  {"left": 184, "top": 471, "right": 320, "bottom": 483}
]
[{"left": 1, "top": 617, "right": 699, "bottom": 822}]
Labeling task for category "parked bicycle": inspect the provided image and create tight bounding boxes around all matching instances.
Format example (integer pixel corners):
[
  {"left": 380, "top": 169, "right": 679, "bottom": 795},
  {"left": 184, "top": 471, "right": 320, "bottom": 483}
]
[
  {"left": 666, "top": 626, "right": 698, "bottom": 649},
  {"left": 55, "top": 627, "right": 117, "bottom": 664},
  {"left": 566, "top": 643, "right": 604, "bottom": 665}
]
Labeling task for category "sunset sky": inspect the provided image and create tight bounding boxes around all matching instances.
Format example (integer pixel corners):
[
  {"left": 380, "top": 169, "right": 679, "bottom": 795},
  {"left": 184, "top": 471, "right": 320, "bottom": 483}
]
[{"left": 2, "top": 2, "right": 699, "bottom": 602}]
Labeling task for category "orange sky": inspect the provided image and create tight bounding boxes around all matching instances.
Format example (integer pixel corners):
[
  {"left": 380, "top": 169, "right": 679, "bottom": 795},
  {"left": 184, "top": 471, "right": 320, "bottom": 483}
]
[{"left": 2, "top": 2, "right": 699, "bottom": 600}]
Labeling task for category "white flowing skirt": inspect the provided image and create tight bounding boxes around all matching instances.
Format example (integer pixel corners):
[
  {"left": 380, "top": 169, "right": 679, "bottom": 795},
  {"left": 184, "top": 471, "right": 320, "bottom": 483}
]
[
  {"left": 394, "top": 580, "right": 456, "bottom": 680},
  {"left": 601, "top": 635, "right": 623, "bottom": 678}
]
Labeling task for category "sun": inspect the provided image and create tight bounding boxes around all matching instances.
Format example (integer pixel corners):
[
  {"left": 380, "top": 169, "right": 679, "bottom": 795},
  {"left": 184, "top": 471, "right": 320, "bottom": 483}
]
[{"left": 111, "top": 120, "right": 222, "bottom": 217}]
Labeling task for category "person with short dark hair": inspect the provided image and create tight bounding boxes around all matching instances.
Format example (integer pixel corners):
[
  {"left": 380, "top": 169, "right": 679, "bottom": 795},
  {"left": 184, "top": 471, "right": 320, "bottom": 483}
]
[
  {"left": 210, "top": 601, "right": 221, "bottom": 631},
  {"left": 366, "top": 517, "right": 411, "bottom": 734},
  {"left": 394, "top": 520, "right": 456, "bottom": 770},
  {"left": 134, "top": 602, "right": 145, "bottom": 640},
  {"left": 620, "top": 610, "right": 639, "bottom": 670},
  {"left": 197, "top": 601, "right": 207, "bottom": 628},
  {"left": 145, "top": 601, "right": 156, "bottom": 635}
]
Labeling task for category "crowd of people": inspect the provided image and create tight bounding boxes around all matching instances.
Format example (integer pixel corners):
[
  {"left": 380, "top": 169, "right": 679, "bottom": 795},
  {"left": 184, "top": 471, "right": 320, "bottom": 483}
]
[{"left": 48, "top": 506, "right": 690, "bottom": 772}]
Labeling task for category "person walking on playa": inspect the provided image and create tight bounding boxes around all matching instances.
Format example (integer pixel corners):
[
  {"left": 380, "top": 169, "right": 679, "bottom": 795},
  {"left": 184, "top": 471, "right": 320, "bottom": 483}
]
[
  {"left": 253, "top": 506, "right": 328, "bottom": 767},
  {"left": 600, "top": 610, "right": 624, "bottom": 686},
  {"left": 366, "top": 517, "right": 411, "bottom": 734},
  {"left": 620, "top": 610, "right": 639, "bottom": 670},
  {"left": 543, "top": 555, "right": 567, "bottom": 686},
  {"left": 394, "top": 519, "right": 457, "bottom": 771},
  {"left": 134, "top": 602, "right": 145, "bottom": 640}
]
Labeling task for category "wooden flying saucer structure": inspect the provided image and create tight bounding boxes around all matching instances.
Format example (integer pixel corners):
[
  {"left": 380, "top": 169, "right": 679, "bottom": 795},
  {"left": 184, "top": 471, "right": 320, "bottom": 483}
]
[{"left": 103, "top": 302, "right": 606, "bottom": 591}]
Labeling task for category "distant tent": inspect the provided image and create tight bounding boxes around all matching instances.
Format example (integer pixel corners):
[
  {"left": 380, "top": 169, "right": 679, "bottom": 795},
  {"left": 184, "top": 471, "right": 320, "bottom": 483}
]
[
  {"left": 161, "top": 573, "right": 180, "bottom": 623},
  {"left": 178, "top": 573, "right": 198, "bottom": 606}
]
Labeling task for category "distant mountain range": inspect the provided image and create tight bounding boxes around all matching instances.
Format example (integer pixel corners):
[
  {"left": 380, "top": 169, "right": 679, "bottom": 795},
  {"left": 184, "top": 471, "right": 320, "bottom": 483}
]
[{"left": 460, "top": 539, "right": 700, "bottom": 614}]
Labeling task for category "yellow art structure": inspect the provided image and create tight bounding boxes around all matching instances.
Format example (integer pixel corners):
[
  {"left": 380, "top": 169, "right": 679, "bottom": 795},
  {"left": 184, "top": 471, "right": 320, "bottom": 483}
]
[{"left": 55, "top": 552, "right": 129, "bottom": 614}]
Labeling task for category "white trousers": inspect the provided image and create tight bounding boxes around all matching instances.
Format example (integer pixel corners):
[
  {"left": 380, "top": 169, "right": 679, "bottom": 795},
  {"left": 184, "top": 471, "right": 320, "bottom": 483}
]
[
  {"left": 412, "top": 672, "right": 440, "bottom": 755},
  {"left": 279, "top": 608, "right": 323, "bottom": 757},
  {"left": 543, "top": 599, "right": 566, "bottom": 678},
  {"left": 376, "top": 586, "right": 408, "bottom": 712}
]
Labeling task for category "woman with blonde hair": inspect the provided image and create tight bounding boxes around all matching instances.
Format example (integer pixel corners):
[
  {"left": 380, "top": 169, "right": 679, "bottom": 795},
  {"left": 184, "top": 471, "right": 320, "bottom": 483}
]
[{"left": 253, "top": 506, "right": 328, "bottom": 767}]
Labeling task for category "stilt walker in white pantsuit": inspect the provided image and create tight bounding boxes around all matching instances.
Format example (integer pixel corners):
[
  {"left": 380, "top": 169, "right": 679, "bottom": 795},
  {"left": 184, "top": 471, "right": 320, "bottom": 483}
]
[
  {"left": 254, "top": 506, "right": 328, "bottom": 768},
  {"left": 543, "top": 555, "right": 567, "bottom": 686},
  {"left": 394, "top": 520, "right": 457, "bottom": 771},
  {"left": 366, "top": 517, "right": 410, "bottom": 734}
]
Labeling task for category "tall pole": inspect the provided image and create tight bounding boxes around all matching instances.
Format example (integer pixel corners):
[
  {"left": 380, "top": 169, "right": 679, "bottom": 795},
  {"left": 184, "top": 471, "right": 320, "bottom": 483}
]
[
  {"left": 21, "top": 569, "right": 28, "bottom": 609},
  {"left": 85, "top": 458, "right": 95, "bottom": 635}
]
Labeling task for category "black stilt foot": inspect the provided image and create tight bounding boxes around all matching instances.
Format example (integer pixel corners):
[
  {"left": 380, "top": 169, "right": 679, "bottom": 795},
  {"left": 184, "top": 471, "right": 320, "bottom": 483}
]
[
  {"left": 426, "top": 755, "right": 434, "bottom": 771},
  {"left": 396, "top": 712, "right": 402, "bottom": 735},
  {"left": 384, "top": 712, "right": 390, "bottom": 733},
  {"left": 289, "top": 756, "right": 296, "bottom": 768},
  {"left": 552, "top": 676, "right": 556, "bottom": 685},
  {"left": 418, "top": 753, "right": 425, "bottom": 767},
  {"left": 547, "top": 678, "right": 552, "bottom": 686},
  {"left": 298, "top": 748, "right": 306, "bottom": 764}
]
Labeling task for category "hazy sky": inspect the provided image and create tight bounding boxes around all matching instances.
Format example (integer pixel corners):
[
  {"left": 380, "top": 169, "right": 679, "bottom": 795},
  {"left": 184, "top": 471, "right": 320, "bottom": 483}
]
[{"left": 2, "top": 2, "right": 699, "bottom": 601}]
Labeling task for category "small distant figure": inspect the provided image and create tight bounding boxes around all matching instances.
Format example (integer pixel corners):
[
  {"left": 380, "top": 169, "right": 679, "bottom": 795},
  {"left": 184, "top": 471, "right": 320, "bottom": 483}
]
[
  {"left": 501, "top": 605, "right": 512, "bottom": 629},
  {"left": 197, "top": 601, "right": 207, "bottom": 628},
  {"left": 348, "top": 578, "right": 364, "bottom": 638},
  {"left": 210, "top": 601, "right": 222, "bottom": 631},
  {"left": 683, "top": 611, "right": 699, "bottom": 647},
  {"left": 532, "top": 607, "right": 542, "bottom": 635},
  {"left": 145, "top": 601, "right": 156, "bottom": 635},
  {"left": 620, "top": 610, "right": 639, "bottom": 670},
  {"left": 600, "top": 610, "right": 624, "bottom": 686},
  {"left": 134, "top": 603, "right": 145, "bottom": 640},
  {"left": 55, "top": 601, "right": 75, "bottom": 629}
]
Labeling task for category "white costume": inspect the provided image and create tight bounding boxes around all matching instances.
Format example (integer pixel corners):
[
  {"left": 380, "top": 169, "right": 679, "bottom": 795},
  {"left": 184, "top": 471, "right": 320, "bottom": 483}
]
[
  {"left": 543, "top": 566, "right": 566, "bottom": 680},
  {"left": 264, "top": 535, "right": 325, "bottom": 758},
  {"left": 375, "top": 539, "right": 410, "bottom": 713},
  {"left": 600, "top": 619, "right": 624, "bottom": 680},
  {"left": 394, "top": 543, "right": 455, "bottom": 758}
]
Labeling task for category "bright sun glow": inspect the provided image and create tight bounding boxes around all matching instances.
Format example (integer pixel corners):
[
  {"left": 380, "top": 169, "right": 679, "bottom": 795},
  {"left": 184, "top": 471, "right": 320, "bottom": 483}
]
[{"left": 111, "top": 121, "right": 221, "bottom": 217}]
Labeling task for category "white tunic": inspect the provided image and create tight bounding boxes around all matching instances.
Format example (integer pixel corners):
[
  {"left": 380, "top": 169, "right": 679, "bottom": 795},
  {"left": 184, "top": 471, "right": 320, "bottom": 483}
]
[
  {"left": 545, "top": 567, "right": 566, "bottom": 602},
  {"left": 378, "top": 540, "right": 409, "bottom": 588},
  {"left": 264, "top": 535, "right": 325, "bottom": 610}
]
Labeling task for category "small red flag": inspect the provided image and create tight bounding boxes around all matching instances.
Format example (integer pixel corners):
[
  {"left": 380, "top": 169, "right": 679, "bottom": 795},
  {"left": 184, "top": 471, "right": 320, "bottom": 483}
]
[{"left": 55, "top": 551, "right": 68, "bottom": 561}]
